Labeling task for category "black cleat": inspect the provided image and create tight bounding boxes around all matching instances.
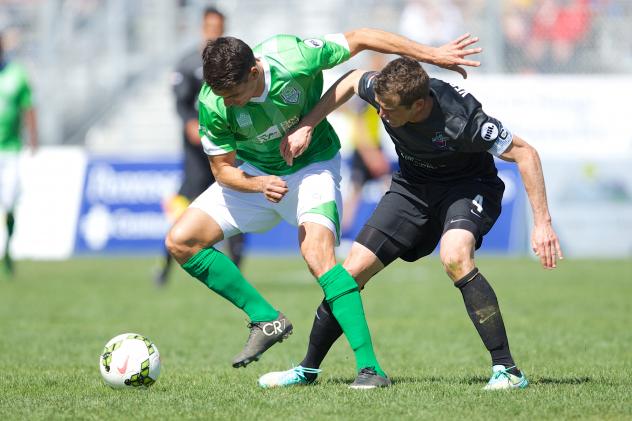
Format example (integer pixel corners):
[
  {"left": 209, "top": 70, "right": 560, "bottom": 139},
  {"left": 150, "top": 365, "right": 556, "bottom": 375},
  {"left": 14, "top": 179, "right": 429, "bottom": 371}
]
[
  {"left": 349, "top": 367, "right": 392, "bottom": 389},
  {"left": 232, "top": 312, "right": 293, "bottom": 368}
]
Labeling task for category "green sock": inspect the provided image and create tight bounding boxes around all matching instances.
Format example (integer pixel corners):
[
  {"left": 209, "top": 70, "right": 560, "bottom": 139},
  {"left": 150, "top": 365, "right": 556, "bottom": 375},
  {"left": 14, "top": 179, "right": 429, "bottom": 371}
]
[
  {"left": 182, "top": 247, "right": 278, "bottom": 322},
  {"left": 318, "top": 264, "right": 385, "bottom": 377}
]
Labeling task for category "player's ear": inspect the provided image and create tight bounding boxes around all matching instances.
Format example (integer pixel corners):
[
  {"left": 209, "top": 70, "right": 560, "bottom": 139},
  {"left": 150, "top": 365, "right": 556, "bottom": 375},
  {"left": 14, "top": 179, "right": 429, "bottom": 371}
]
[
  {"left": 249, "top": 65, "right": 259, "bottom": 80},
  {"left": 411, "top": 98, "right": 425, "bottom": 112}
]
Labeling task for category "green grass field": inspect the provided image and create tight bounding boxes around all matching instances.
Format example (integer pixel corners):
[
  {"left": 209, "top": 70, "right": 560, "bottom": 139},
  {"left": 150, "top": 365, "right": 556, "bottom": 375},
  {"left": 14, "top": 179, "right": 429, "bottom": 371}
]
[{"left": 1, "top": 256, "right": 631, "bottom": 420}]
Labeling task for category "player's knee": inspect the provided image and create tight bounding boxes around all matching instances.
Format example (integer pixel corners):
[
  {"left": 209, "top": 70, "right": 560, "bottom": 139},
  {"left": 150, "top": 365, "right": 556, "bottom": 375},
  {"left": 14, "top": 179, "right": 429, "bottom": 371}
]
[
  {"left": 165, "top": 226, "right": 195, "bottom": 262},
  {"left": 440, "top": 246, "right": 473, "bottom": 281},
  {"left": 301, "top": 244, "right": 334, "bottom": 279}
]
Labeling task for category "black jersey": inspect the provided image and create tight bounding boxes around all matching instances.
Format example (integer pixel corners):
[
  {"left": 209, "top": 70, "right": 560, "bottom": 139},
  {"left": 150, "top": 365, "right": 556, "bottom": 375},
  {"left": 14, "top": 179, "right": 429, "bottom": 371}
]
[
  {"left": 171, "top": 48, "right": 215, "bottom": 198},
  {"left": 358, "top": 72, "right": 513, "bottom": 184},
  {"left": 172, "top": 48, "right": 204, "bottom": 127}
]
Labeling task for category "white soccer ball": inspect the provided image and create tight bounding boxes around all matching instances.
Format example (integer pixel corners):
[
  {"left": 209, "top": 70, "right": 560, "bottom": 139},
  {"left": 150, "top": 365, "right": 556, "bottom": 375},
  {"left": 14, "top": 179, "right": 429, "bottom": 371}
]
[{"left": 99, "top": 333, "right": 161, "bottom": 389}]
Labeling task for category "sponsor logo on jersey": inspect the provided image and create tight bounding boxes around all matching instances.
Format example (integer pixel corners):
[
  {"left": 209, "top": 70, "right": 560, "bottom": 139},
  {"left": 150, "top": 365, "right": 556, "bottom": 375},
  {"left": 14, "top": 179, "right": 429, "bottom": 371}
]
[
  {"left": 256, "top": 125, "right": 282, "bottom": 143},
  {"left": 303, "top": 38, "right": 324, "bottom": 48},
  {"left": 431, "top": 132, "right": 450, "bottom": 150},
  {"left": 481, "top": 122, "right": 499, "bottom": 141},
  {"left": 236, "top": 111, "right": 253, "bottom": 128},
  {"left": 449, "top": 82, "right": 469, "bottom": 97},
  {"left": 281, "top": 86, "right": 300, "bottom": 104},
  {"left": 499, "top": 128, "right": 509, "bottom": 140},
  {"left": 280, "top": 116, "right": 299, "bottom": 132}
]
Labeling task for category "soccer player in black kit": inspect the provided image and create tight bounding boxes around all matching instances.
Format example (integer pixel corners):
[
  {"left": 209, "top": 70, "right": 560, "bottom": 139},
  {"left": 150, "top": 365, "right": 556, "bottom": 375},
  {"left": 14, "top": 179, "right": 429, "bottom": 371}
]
[
  {"left": 156, "top": 7, "right": 245, "bottom": 285},
  {"left": 260, "top": 57, "right": 563, "bottom": 389}
]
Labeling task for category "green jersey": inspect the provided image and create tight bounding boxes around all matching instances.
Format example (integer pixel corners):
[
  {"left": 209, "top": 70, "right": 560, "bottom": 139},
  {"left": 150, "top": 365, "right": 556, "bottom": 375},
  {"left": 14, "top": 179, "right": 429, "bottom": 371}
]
[
  {"left": 198, "top": 33, "right": 351, "bottom": 175},
  {"left": 0, "top": 61, "right": 32, "bottom": 151}
]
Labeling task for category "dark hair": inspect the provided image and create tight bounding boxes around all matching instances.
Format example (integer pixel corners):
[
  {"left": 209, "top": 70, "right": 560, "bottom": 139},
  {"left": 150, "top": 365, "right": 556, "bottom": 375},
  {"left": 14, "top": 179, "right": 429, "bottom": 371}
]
[
  {"left": 374, "top": 57, "right": 430, "bottom": 107},
  {"left": 202, "top": 37, "right": 256, "bottom": 91},
  {"left": 203, "top": 6, "right": 224, "bottom": 20}
]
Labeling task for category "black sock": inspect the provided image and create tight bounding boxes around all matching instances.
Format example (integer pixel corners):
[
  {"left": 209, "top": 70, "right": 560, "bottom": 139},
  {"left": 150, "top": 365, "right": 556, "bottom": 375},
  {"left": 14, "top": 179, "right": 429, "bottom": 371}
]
[
  {"left": 454, "top": 268, "right": 519, "bottom": 373},
  {"left": 299, "top": 299, "right": 343, "bottom": 381}
]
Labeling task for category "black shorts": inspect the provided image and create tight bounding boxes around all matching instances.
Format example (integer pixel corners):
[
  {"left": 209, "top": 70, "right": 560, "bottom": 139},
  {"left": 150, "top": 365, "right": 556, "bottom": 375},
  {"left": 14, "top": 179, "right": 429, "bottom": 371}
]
[{"left": 357, "top": 173, "right": 505, "bottom": 265}]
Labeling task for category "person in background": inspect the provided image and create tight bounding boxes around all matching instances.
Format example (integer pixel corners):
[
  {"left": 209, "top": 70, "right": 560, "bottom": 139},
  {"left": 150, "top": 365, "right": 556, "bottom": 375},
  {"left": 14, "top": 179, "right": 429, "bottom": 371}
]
[
  {"left": 0, "top": 31, "right": 37, "bottom": 277},
  {"left": 157, "top": 6, "right": 246, "bottom": 286}
]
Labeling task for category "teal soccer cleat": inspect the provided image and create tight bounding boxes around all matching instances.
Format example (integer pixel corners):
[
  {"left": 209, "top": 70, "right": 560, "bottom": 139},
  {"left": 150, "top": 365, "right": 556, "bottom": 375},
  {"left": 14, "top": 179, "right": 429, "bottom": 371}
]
[
  {"left": 258, "top": 365, "right": 321, "bottom": 388},
  {"left": 483, "top": 365, "right": 529, "bottom": 390}
]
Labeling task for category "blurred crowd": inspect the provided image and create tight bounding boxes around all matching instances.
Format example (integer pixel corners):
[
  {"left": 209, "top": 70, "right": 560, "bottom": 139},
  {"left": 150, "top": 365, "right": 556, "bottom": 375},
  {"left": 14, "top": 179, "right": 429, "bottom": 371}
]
[{"left": 399, "top": 0, "right": 629, "bottom": 73}]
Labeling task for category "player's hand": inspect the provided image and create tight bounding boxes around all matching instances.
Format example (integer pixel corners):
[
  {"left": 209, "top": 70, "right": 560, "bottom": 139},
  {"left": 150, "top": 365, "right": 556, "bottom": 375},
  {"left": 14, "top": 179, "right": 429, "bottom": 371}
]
[
  {"left": 531, "top": 222, "right": 563, "bottom": 269},
  {"left": 433, "top": 33, "right": 482, "bottom": 79},
  {"left": 280, "top": 125, "right": 314, "bottom": 166},
  {"left": 260, "top": 175, "right": 288, "bottom": 203}
]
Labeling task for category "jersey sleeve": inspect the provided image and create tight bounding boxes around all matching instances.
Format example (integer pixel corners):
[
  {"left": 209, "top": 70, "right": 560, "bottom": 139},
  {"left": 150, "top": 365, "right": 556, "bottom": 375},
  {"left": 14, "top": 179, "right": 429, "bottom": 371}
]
[
  {"left": 357, "top": 71, "right": 380, "bottom": 109},
  {"left": 296, "top": 33, "right": 351, "bottom": 74},
  {"left": 461, "top": 110, "right": 514, "bottom": 157},
  {"left": 198, "top": 101, "right": 236, "bottom": 156}
]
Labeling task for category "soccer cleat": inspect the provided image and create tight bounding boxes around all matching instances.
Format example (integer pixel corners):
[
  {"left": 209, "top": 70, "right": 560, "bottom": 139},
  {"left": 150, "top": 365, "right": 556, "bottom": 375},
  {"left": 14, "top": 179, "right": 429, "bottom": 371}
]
[
  {"left": 232, "top": 312, "right": 293, "bottom": 368},
  {"left": 349, "top": 367, "right": 391, "bottom": 390},
  {"left": 483, "top": 365, "right": 529, "bottom": 390},
  {"left": 258, "top": 365, "right": 321, "bottom": 388}
]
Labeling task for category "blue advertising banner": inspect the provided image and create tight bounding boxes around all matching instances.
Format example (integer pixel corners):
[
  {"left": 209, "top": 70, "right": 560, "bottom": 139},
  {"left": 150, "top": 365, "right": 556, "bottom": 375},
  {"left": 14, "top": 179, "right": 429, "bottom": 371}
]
[
  {"left": 246, "top": 160, "right": 527, "bottom": 255},
  {"left": 74, "top": 158, "right": 181, "bottom": 254}
]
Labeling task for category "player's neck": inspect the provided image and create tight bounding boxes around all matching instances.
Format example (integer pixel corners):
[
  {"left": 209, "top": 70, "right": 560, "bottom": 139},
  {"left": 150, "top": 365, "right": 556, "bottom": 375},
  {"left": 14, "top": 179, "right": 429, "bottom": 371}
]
[
  {"left": 409, "top": 97, "right": 434, "bottom": 124},
  {"left": 253, "top": 60, "right": 266, "bottom": 98}
]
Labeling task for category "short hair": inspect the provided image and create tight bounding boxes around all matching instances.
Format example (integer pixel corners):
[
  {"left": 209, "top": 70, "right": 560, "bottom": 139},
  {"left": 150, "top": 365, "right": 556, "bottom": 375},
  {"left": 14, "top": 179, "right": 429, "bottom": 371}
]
[
  {"left": 203, "top": 6, "right": 224, "bottom": 20},
  {"left": 374, "top": 57, "right": 430, "bottom": 107},
  {"left": 202, "top": 37, "right": 256, "bottom": 91}
]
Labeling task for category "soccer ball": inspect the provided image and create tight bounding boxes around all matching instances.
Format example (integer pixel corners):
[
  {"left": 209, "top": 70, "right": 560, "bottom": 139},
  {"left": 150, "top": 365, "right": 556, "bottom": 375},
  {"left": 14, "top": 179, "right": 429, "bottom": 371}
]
[{"left": 99, "top": 333, "right": 161, "bottom": 389}]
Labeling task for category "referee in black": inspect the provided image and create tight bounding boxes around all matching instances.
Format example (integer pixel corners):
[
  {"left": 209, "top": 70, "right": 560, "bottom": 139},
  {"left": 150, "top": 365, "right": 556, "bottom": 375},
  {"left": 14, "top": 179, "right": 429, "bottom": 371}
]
[
  {"left": 263, "top": 57, "right": 563, "bottom": 389},
  {"left": 157, "top": 7, "right": 245, "bottom": 285}
]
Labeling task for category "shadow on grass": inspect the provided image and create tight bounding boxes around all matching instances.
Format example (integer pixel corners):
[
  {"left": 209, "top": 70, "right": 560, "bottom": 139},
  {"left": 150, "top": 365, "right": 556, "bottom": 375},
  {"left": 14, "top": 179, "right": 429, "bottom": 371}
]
[
  {"left": 536, "top": 377, "right": 592, "bottom": 385},
  {"left": 325, "top": 375, "right": 593, "bottom": 386}
]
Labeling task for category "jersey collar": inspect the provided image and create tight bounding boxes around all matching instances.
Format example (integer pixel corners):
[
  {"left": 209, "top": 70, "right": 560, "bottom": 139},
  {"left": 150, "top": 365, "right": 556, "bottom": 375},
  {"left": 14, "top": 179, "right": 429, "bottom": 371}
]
[{"left": 249, "top": 55, "right": 270, "bottom": 103}]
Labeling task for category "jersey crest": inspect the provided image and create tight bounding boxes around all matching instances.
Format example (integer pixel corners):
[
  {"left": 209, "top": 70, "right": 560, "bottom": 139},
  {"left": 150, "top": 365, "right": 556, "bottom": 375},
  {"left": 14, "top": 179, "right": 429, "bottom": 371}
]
[
  {"left": 281, "top": 86, "right": 300, "bottom": 104},
  {"left": 236, "top": 111, "right": 253, "bottom": 128}
]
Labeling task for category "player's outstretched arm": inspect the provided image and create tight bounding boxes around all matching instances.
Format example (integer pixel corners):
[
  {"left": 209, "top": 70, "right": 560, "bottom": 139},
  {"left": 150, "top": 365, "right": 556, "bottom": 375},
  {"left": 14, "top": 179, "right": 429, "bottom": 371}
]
[
  {"left": 209, "top": 153, "right": 288, "bottom": 203},
  {"left": 344, "top": 29, "right": 481, "bottom": 78},
  {"left": 498, "top": 135, "right": 563, "bottom": 269},
  {"left": 280, "top": 70, "right": 366, "bottom": 165}
]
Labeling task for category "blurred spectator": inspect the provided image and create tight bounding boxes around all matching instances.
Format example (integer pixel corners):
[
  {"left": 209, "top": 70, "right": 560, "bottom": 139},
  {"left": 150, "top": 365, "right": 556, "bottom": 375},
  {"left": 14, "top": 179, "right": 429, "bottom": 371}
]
[
  {"left": 527, "top": 0, "right": 592, "bottom": 72},
  {"left": 341, "top": 55, "right": 391, "bottom": 238},
  {"left": 398, "top": 0, "right": 465, "bottom": 46},
  {"left": 156, "top": 6, "right": 246, "bottom": 286},
  {"left": 0, "top": 31, "right": 37, "bottom": 277}
]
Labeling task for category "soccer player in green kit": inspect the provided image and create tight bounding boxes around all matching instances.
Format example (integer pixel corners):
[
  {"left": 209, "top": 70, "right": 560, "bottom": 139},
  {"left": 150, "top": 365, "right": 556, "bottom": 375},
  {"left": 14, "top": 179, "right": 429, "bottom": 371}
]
[
  {"left": 165, "top": 28, "right": 481, "bottom": 388},
  {"left": 0, "top": 33, "right": 37, "bottom": 276}
]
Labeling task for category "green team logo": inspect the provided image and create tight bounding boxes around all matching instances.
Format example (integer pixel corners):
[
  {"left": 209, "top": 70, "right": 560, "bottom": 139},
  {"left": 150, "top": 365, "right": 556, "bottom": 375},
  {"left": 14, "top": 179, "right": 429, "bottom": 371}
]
[{"left": 281, "top": 86, "right": 300, "bottom": 104}]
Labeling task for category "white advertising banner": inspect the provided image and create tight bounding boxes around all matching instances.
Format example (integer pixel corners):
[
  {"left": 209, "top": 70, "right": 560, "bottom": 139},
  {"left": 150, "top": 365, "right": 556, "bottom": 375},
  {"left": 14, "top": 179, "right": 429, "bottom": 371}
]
[
  {"left": 441, "top": 75, "right": 632, "bottom": 159},
  {"left": 8, "top": 147, "right": 87, "bottom": 260},
  {"left": 541, "top": 159, "right": 632, "bottom": 257}
]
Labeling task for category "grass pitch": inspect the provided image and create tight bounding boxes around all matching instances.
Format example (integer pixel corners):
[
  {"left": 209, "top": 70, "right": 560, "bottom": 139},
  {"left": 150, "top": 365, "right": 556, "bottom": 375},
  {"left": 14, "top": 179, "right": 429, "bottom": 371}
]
[{"left": 1, "top": 256, "right": 631, "bottom": 420}]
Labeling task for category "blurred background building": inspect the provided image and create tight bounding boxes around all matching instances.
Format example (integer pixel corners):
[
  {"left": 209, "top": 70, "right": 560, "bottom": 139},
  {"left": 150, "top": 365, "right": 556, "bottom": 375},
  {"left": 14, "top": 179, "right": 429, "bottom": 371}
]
[{"left": 1, "top": 0, "right": 631, "bottom": 259}]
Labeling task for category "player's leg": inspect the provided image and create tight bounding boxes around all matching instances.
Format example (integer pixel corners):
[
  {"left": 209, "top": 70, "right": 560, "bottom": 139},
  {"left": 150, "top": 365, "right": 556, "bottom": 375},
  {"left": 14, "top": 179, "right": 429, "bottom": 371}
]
[
  {"left": 227, "top": 234, "right": 245, "bottom": 268},
  {"left": 1, "top": 155, "right": 19, "bottom": 277},
  {"left": 439, "top": 187, "right": 527, "bottom": 389},
  {"left": 166, "top": 184, "right": 289, "bottom": 367},
  {"left": 3, "top": 210, "right": 14, "bottom": 275},
  {"left": 260, "top": 181, "right": 432, "bottom": 388}
]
